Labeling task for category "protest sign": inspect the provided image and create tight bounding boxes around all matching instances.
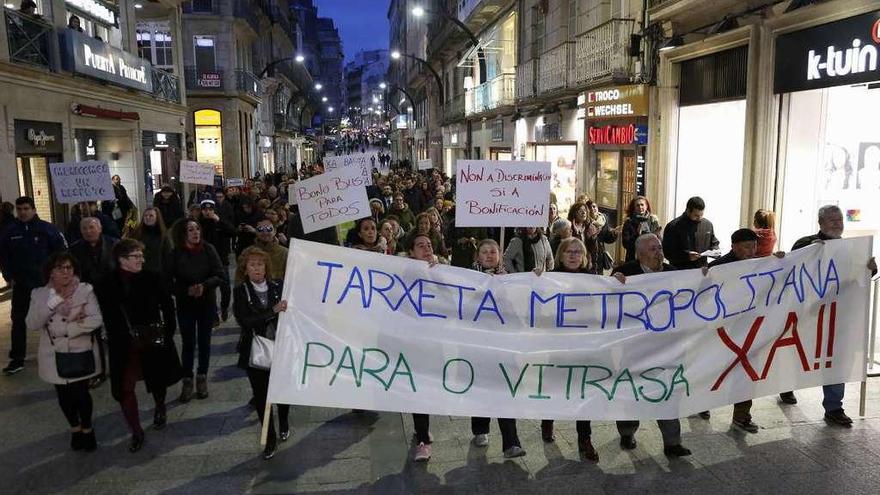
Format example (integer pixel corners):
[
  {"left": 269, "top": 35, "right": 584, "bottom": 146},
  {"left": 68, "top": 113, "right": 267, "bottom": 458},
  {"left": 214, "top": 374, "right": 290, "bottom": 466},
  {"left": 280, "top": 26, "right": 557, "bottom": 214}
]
[
  {"left": 49, "top": 160, "right": 114, "bottom": 203},
  {"left": 268, "top": 237, "right": 872, "bottom": 420},
  {"left": 180, "top": 160, "right": 216, "bottom": 185},
  {"left": 291, "top": 168, "right": 369, "bottom": 234},
  {"left": 454, "top": 160, "right": 551, "bottom": 227},
  {"left": 323, "top": 152, "right": 376, "bottom": 185},
  {"left": 226, "top": 178, "right": 245, "bottom": 187},
  {"left": 418, "top": 159, "right": 433, "bottom": 171}
]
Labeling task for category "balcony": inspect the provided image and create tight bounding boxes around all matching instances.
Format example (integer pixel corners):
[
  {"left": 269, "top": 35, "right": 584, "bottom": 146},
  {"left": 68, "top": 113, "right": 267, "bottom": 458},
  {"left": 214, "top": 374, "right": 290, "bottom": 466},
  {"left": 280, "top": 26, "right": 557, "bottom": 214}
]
[
  {"left": 647, "top": 0, "right": 765, "bottom": 28},
  {"left": 515, "top": 59, "right": 536, "bottom": 101},
  {"left": 184, "top": 66, "right": 225, "bottom": 90},
  {"left": 5, "top": 9, "right": 54, "bottom": 70},
  {"left": 443, "top": 93, "right": 465, "bottom": 123},
  {"left": 538, "top": 42, "right": 573, "bottom": 94},
  {"left": 273, "top": 113, "right": 297, "bottom": 133},
  {"left": 465, "top": 73, "right": 514, "bottom": 117},
  {"left": 235, "top": 69, "right": 261, "bottom": 99},
  {"left": 573, "top": 19, "right": 635, "bottom": 85},
  {"left": 151, "top": 68, "right": 181, "bottom": 103}
]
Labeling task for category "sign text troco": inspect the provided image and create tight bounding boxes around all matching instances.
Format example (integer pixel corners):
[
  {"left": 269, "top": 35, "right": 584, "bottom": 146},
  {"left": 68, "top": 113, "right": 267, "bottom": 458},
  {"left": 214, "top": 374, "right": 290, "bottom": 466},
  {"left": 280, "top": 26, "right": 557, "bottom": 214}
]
[{"left": 583, "top": 85, "right": 649, "bottom": 120}]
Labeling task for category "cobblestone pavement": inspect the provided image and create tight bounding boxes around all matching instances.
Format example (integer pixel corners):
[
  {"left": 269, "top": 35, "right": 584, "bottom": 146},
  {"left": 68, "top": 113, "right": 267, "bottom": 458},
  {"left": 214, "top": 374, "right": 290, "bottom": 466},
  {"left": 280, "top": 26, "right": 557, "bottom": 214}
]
[{"left": 2, "top": 300, "right": 880, "bottom": 494}]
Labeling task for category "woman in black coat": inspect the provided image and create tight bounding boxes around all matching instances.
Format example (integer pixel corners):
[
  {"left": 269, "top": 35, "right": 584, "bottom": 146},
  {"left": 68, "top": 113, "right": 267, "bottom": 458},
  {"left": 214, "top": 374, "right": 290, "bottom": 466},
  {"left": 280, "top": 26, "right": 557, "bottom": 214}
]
[
  {"left": 233, "top": 246, "right": 290, "bottom": 460},
  {"left": 95, "top": 239, "right": 182, "bottom": 452}
]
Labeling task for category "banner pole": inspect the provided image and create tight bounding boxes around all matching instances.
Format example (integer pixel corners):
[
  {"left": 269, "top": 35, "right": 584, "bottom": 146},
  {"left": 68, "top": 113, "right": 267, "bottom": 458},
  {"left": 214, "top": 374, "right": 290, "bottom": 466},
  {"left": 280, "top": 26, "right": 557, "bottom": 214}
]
[
  {"left": 260, "top": 402, "right": 272, "bottom": 447},
  {"left": 500, "top": 228, "right": 506, "bottom": 252}
]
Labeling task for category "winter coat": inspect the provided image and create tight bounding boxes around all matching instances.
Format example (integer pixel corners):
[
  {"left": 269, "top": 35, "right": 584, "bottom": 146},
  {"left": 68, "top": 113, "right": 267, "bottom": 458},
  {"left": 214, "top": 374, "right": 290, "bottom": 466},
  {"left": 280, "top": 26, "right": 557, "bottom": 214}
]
[
  {"left": 26, "top": 283, "right": 103, "bottom": 385},
  {"left": 95, "top": 270, "right": 182, "bottom": 401},
  {"left": 503, "top": 234, "right": 554, "bottom": 274},
  {"left": 153, "top": 193, "right": 185, "bottom": 228},
  {"left": 386, "top": 206, "right": 416, "bottom": 232},
  {"left": 585, "top": 220, "right": 618, "bottom": 272},
  {"left": 661, "top": 213, "right": 719, "bottom": 270},
  {"left": 164, "top": 243, "right": 225, "bottom": 309},
  {"left": 622, "top": 213, "right": 662, "bottom": 262},
  {"left": 101, "top": 184, "right": 133, "bottom": 222},
  {"left": 232, "top": 280, "right": 283, "bottom": 369},
  {"left": 68, "top": 236, "right": 118, "bottom": 285},
  {"left": 129, "top": 227, "right": 173, "bottom": 275},
  {"left": 0, "top": 217, "right": 67, "bottom": 288}
]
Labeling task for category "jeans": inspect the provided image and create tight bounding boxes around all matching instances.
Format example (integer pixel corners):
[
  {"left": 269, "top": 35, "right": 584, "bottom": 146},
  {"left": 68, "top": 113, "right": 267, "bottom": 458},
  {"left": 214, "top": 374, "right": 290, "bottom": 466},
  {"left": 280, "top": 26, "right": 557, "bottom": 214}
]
[
  {"left": 413, "top": 414, "right": 430, "bottom": 444},
  {"left": 471, "top": 417, "right": 521, "bottom": 451},
  {"left": 823, "top": 383, "right": 845, "bottom": 412},
  {"left": 9, "top": 283, "right": 32, "bottom": 361},
  {"left": 178, "top": 302, "right": 215, "bottom": 377},
  {"left": 617, "top": 419, "right": 681, "bottom": 447}
]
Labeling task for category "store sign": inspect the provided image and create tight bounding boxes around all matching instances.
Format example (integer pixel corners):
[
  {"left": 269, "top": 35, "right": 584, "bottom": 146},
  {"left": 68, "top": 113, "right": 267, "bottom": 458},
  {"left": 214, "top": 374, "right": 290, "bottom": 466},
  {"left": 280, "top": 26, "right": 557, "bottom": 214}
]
[
  {"left": 65, "top": 0, "right": 118, "bottom": 27},
  {"left": 584, "top": 85, "right": 649, "bottom": 120},
  {"left": 61, "top": 30, "right": 153, "bottom": 93},
  {"left": 14, "top": 120, "right": 63, "bottom": 155},
  {"left": 588, "top": 124, "right": 648, "bottom": 145},
  {"left": 197, "top": 71, "right": 222, "bottom": 88},
  {"left": 775, "top": 10, "right": 880, "bottom": 93}
]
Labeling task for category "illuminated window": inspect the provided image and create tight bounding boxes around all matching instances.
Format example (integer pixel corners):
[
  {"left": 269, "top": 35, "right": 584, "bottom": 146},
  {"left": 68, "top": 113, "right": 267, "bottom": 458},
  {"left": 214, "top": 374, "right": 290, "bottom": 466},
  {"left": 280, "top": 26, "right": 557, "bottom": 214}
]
[{"left": 194, "top": 109, "right": 223, "bottom": 175}]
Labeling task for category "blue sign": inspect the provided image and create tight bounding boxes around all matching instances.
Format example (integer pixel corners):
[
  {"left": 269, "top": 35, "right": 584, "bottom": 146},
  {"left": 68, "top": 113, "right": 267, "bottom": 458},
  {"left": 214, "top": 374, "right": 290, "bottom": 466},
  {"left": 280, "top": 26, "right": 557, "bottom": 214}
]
[{"left": 634, "top": 125, "right": 648, "bottom": 145}]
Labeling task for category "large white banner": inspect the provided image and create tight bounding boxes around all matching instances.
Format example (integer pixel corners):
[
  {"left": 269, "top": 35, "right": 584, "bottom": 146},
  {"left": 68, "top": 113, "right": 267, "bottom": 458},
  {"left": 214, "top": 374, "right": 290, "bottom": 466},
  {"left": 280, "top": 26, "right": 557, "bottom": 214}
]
[
  {"left": 49, "top": 160, "right": 114, "bottom": 203},
  {"left": 324, "top": 152, "right": 376, "bottom": 185},
  {"left": 291, "top": 168, "right": 369, "bottom": 234},
  {"left": 268, "top": 238, "right": 872, "bottom": 420},
  {"left": 454, "top": 160, "right": 551, "bottom": 227},
  {"left": 179, "top": 160, "right": 216, "bottom": 185}
]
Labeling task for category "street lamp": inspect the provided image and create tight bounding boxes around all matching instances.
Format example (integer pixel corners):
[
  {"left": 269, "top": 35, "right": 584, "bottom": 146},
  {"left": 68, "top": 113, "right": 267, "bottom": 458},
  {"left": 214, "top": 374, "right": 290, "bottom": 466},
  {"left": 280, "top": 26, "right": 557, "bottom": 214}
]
[
  {"left": 379, "top": 82, "right": 387, "bottom": 89},
  {"left": 322, "top": 96, "right": 328, "bottom": 102},
  {"left": 295, "top": 54, "right": 305, "bottom": 63},
  {"left": 409, "top": 5, "right": 485, "bottom": 80},
  {"left": 390, "top": 50, "right": 443, "bottom": 107},
  {"left": 315, "top": 82, "right": 323, "bottom": 90},
  {"left": 328, "top": 107, "right": 334, "bottom": 113}
]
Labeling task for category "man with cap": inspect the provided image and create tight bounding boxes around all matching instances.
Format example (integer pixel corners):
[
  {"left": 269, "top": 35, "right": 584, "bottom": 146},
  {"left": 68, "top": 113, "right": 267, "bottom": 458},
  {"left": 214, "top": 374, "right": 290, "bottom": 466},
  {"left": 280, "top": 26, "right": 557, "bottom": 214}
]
[{"left": 697, "top": 228, "right": 778, "bottom": 431}]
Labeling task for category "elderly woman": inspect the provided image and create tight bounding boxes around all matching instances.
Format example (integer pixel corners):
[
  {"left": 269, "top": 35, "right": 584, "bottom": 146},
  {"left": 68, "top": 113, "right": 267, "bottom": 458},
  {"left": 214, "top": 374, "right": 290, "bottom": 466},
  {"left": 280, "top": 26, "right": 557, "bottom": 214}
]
[
  {"left": 233, "top": 246, "right": 290, "bottom": 460},
  {"left": 27, "top": 253, "right": 103, "bottom": 452},
  {"left": 96, "top": 239, "right": 181, "bottom": 452},
  {"left": 549, "top": 218, "right": 572, "bottom": 256},
  {"left": 539, "top": 237, "right": 600, "bottom": 462}
]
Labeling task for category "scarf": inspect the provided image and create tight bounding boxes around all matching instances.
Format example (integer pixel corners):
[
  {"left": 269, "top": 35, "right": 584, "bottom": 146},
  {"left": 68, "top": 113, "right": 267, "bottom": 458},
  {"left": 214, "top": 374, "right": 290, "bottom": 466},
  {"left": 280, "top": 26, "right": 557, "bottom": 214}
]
[
  {"left": 521, "top": 232, "right": 541, "bottom": 272},
  {"left": 471, "top": 261, "right": 506, "bottom": 275},
  {"left": 184, "top": 241, "right": 204, "bottom": 254},
  {"left": 631, "top": 213, "right": 653, "bottom": 236},
  {"left": 590, "top": 212, "right": 607, "bottom": 229}
]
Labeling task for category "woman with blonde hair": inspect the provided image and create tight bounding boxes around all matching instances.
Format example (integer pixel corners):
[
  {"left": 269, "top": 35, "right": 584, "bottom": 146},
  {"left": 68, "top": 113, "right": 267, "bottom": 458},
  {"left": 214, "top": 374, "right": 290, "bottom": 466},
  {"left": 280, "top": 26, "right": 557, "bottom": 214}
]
[{"left": 753, "top": 209, "right": 777, "bottom": 257}]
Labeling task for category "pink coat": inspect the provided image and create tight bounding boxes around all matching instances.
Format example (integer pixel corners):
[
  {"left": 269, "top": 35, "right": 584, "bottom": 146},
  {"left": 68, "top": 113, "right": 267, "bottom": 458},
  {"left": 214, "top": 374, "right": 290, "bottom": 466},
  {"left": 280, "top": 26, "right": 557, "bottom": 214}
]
[{"left": 26, "top": 283, "right": 104, "bottom": 385}]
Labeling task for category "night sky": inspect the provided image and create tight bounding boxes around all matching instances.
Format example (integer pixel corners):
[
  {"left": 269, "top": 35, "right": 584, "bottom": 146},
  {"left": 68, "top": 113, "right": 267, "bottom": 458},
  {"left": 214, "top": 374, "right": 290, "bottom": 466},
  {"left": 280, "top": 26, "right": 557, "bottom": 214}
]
[{"left": 316, "top": 0, "right": 391, "bottom": 63}]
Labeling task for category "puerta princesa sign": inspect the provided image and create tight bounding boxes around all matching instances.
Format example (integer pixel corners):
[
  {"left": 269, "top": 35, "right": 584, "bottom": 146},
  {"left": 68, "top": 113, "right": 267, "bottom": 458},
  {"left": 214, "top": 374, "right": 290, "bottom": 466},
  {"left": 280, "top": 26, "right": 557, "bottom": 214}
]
[
  {"left": 61, "top": 29, "right": 153, "bottom": 93},
  {"left": 775, "top": 10, "right": 880, "bottom": 93}
]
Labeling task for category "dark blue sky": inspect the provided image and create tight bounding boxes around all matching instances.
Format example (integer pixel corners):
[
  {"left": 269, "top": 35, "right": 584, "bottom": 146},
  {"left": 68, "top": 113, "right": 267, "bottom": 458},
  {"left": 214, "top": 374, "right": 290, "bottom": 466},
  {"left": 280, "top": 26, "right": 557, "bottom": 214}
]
[{"left": 316, "top": 0, "right": 390, "bottom": 63}]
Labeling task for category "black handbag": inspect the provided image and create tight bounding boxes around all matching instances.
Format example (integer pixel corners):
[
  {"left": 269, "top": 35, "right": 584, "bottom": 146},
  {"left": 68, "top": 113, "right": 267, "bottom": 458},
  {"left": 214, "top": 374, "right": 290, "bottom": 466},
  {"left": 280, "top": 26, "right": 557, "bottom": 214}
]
[
  {"left": 46, "top": 328, "right": 96, "bottom": 379},
  {"left": 122, "top": 307, "right": 166, "bottom": 351}
]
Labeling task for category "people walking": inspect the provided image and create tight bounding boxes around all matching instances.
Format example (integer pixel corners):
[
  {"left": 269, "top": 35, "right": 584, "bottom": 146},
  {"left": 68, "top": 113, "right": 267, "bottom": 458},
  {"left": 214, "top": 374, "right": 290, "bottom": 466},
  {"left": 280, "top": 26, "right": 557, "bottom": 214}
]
[
  {"left": 26, "top": 252, "right": 102, "bottom": 451},
  {"left": 95, "top": 239, "right": 182, "bottom": 452},
  {"left": 0, "top": 196, "right": 67, "bottom": 375},
  {"left": 165, "top": 219, "right": 225, "bottom": 402},
  {"left": 233, "top": 246, "right": 290, "bottom": 460}
]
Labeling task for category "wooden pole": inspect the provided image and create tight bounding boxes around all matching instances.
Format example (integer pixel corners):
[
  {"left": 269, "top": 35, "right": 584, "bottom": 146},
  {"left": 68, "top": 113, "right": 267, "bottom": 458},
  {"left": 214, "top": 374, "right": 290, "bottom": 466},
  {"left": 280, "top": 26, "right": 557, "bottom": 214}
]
[{"left": 260, "top": 402, "right": 272, "bottom": 447}]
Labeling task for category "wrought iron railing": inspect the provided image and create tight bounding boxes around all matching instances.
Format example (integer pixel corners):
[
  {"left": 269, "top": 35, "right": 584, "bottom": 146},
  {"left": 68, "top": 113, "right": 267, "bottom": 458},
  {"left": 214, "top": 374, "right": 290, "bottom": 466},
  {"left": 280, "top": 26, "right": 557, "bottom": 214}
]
[
  {"left": 184, "top": 66, "right": 225, "bottom": 90},
  {"left": 466, "top": 73, "right": 515, "bottom": 116},
  {"left": 538, "top": 42, "right": 573, "bottom": 94},
  {"left": 515, "top": 59, "right": 536, "bottom": 100},
  {"left": 574, "top": 19, "right": 635, "bottom": 84},
  {"left": 4, "top": 9, "right": 53, "bottom": 69},
  {"left": 151, "top": 67, "right": 181, "bottom": 103},
  {"left": 235, "top": 69, "right": 260, "bottom": 98}
]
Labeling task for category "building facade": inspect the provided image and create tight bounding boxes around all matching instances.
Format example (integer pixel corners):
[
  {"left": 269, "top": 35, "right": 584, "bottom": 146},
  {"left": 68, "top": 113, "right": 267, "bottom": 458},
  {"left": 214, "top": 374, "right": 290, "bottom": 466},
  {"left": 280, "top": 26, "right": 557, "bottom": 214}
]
[{"left": 0, "top": 0, "right": 187, "bottom": 227}]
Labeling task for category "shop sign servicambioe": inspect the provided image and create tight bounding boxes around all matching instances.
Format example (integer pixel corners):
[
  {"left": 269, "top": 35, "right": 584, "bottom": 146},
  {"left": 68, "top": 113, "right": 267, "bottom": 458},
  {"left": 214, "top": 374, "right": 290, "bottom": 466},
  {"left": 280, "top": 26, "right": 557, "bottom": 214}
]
[{"left": 775, "top": 10, "right": 880, "bottom": 93}]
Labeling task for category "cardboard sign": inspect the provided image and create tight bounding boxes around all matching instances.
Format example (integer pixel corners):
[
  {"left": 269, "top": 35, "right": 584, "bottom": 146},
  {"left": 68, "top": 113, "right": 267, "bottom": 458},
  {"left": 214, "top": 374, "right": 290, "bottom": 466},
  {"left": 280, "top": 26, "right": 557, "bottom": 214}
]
[
  {"left": 291, "top": 167, "right": 369, "bottom": 234},
  {"left": 454, "top": 160, "right": 551, "bottom": 227},
  {"left": 226, "top": 178, "right": 245, "bottom": 187},
  {"left": 323, "top": 152, "right": 376, "bottom": 185},
  {"left": 49, "top": 160, "right": 114, "bottom": 203},
  {"left": 180, "top": 160, "right": 216, "bottom": 185},
  {"left": 418, "top": 159, "right": 433, "bottom": 171}
]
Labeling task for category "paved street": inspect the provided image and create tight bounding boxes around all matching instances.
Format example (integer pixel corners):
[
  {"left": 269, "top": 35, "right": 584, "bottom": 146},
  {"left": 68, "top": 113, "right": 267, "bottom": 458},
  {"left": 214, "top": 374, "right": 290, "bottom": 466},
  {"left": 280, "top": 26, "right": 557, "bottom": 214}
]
[{"left": 2, "top": 299, "right": 880, "bottom": 495}]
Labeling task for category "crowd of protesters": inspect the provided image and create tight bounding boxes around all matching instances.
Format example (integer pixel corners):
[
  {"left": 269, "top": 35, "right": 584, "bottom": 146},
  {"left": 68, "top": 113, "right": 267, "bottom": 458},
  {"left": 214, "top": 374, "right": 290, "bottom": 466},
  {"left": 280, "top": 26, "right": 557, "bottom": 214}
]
[{"left": 0, "top": 136, "right": 876, "bottom": 464}]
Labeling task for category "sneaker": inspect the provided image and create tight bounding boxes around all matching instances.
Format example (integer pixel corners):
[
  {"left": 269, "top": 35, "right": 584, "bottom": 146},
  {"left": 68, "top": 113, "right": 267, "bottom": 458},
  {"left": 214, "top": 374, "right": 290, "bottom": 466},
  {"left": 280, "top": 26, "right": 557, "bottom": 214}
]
[
  {"left": 413, "top": 442, "right": 432, "bottom": 462},
  {"left": 698, "top": 411, "right": 711, "bottom": 420},
  {"left": 619, "top": 435, "right": 637, "bottom": 450},
  {"left": 179, "top": 378, "right": 194, "bottom": 403},
  {"left": 664, "top": 444, "right": 692, "bottom": 457},
  {"left": 472, "top": 433, "right": 489, "bottom": 447},
  {"left": 578, "top": 438, "right": 599, "bottom": 462},
  {"left": 196, "top": 374, "right": 209, "bottom": 400},
  {"left": 732, "top": 418, "right": 759, "bottom": 433},
  {"left": 779, "top": 391, "right": 798, "bottom": 405},
  {"left": 824, "top": 409, "right": 853, "bottom": 427},
  {"left": 2, "top": 360, "right": 24, "bottom": 375},
  {"left": 503, "top": 446, "right": 526, "bottom": 458}
]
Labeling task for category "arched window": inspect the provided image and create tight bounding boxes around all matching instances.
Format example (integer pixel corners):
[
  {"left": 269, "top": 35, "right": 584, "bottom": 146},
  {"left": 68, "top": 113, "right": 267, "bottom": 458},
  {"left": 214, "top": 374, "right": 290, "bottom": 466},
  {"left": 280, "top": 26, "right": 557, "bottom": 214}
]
[{"left": 194, "top": 109, "right": 223, "bottom": 175}]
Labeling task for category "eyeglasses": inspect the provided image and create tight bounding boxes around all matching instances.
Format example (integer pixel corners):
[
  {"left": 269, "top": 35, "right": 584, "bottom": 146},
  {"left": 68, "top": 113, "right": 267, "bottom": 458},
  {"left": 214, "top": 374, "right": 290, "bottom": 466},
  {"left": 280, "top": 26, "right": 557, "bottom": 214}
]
[
  {"left": 123, "top": 254, "right": 145, "bottom": 260},
  {"left": 53, "top": 264, "right": 74, "bottom": 271},
  {"left": 564, "top": 250, "right": 583, "bottom": 256},
  {"left": 256, "top": 225, "right": 274, "bottom": 233}
]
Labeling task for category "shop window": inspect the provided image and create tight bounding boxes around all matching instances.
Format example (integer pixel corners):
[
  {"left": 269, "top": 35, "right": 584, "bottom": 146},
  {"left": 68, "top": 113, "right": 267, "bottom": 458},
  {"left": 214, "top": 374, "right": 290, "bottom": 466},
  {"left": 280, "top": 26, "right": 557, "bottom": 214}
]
[
  {"left": 137, "top": 21, "right": 173, "bottom": 70},
  {"left": 194, "top": 109, "right": 223, "bottom": 175}
]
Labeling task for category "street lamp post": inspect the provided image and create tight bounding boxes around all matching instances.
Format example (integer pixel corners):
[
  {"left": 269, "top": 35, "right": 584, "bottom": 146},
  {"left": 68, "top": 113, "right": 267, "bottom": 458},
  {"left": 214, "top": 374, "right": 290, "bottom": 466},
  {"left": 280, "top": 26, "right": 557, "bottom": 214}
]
[
  {"left": 411, "top": 5, "right": 486, "bottom": 81},
  {"left": 391, "top": 50, "right": 443, "bottom": 108}
]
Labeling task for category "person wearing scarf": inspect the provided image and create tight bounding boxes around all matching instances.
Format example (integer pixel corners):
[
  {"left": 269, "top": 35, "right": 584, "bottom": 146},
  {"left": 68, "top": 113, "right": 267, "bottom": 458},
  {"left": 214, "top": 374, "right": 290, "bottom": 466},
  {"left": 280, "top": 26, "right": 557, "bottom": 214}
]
[
  {"left": 585, "top": 200, "right": 620, "bottom": 273},
  {"left": 126, "top": 207, "right": 173, "bottom": 275},
  {"left": 621, "top": 196, "right": 662, "bottom": 263},
  {"left": 502, "top": 227, "right": 553, "bottom": 274},
  {"left": 165, "top": 220, "right": 225, "bottom": 402}
]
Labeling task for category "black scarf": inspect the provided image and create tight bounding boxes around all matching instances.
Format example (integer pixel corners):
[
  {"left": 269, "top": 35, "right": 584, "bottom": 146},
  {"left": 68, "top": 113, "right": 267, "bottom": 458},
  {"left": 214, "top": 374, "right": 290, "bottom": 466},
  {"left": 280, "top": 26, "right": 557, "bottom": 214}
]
[{"left": 521, "top": 232, "right": 541, "bottom": 272}]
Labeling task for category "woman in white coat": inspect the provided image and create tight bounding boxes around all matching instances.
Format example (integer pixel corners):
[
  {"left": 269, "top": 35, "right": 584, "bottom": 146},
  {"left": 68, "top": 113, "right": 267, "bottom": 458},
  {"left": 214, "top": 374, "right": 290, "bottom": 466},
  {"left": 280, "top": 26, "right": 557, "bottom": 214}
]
[{"left": 26, "top": 252, "right": 104, "bottom": 452}]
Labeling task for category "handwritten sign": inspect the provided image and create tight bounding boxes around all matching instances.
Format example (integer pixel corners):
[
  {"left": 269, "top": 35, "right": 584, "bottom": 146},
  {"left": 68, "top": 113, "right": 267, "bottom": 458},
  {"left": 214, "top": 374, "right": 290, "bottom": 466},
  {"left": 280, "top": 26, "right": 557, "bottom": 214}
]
[
  {"left": 226, "top": 177, "right": 244, "bottom": 187},
  {"left": 292, "top": 168, "right": 369, "bottom": 234},
  {"left": 49, "top": 160, "right": 114, "bottom": 203},
  {"left": 454, "top": 160, "right": 551, "bottom": 227},
  {"left": 418, "top": 159, "right": 433, "bottom": 171},
  {"left": 269, "top": 237, "right": 872, "bottom": 420},
  {"left": 323, "top": 152, "right": 376, "bottom": 185},
  {"left": 179, "top": 160, "right": 216, "bottom": 185}
]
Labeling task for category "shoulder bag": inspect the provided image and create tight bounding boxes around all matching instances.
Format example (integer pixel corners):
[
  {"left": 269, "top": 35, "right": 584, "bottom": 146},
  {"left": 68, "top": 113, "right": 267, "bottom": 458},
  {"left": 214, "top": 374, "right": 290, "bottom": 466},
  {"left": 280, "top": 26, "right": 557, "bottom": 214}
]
[
  {"left": 121, "top": 305, "right": 166, "bottom": 351},
  {"left": 246, "top": 285, "right": 277, "bottom": 370},
  {"left": 46, "top": 326, "right": 95, "bottom": 379}
]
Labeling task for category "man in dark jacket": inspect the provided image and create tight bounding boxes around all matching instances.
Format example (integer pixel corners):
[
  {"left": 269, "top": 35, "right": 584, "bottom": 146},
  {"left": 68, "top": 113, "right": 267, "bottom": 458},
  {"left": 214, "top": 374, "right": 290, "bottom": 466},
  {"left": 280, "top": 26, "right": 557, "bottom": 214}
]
[
  {"left": 286, "top": 205, "right": 340, "bottom": 246},
  {"left": 197, "top": 199, "right": 234, "bottom": 320},
  {"left": 777, "top": 205, "right": 877, "bottom": 426},
  {"left": 0, "top": 197, "right": 67, "bottom": 375},
  {"left": 69, "top": 217, "right": 118, "bottom": 285},
  {"left": 661, "top": 196, "right": 719, "bottom": 270},
  {"left": 153, "top": 185, "right": 184, "bottom": 228},
  {"left": 611, "top": 233, "right": 691, "bottom": 457}
]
